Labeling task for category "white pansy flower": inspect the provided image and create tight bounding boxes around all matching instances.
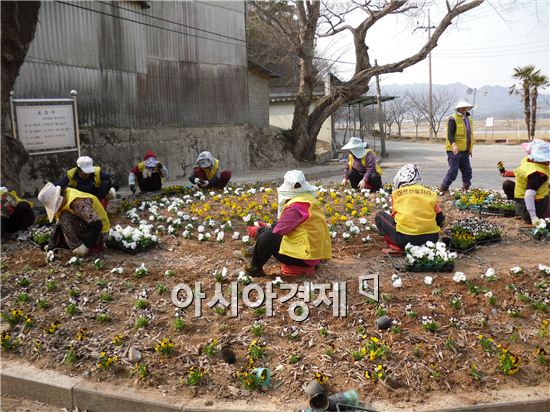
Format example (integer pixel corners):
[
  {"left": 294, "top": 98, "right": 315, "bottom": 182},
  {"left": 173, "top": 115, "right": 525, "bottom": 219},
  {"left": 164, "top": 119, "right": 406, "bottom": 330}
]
[{"left": 453, "top": 272, "right": 466, "bottom": 282}]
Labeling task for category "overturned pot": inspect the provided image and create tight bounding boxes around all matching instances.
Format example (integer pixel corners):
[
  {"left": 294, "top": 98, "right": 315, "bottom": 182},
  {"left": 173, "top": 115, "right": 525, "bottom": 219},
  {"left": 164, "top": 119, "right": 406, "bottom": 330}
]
[
  {"left": 304, "top": 380, "right": 329, "bottom": 410},
  {"left": 328, "top": 389, "right": 360, "bottom": 411}
]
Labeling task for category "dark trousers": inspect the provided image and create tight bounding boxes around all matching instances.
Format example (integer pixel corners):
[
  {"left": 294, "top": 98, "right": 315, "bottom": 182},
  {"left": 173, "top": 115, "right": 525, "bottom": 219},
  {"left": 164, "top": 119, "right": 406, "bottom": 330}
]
[
  {"left": 1, "top": 202, "right": 35, "bottom": 237},
  {"left": 441, "top": 151, "right": 472, "bottom": 190},
  {"left": 502, "top": 180, "right": 550, "bottom": 222},
  {"left": 189, "top": 170, "right": 232, "bottom": 189},
  {"left": 375, "top": 211, "right": 439, "bottom": 249},
  {"left": 137, "top": 173, "right": 162, "bottom": 192},
  {"left": 347, "top": 169, "right": 382, "bottom": 192},
  {"left": 250, "top": 228, "right": 308, "bottom": 269}
]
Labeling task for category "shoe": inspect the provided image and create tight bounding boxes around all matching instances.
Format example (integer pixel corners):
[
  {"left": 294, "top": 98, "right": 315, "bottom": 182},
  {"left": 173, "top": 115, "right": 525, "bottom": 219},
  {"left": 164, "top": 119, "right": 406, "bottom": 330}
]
[
  {"left": 243, "top": 264, "right": 265, "bottom": 278},
  {"left": 461, "top": 186, "right": 470, "bottom": 192},
  {"left": 439, "top": 186, "right": 449, "bottom": 194}
]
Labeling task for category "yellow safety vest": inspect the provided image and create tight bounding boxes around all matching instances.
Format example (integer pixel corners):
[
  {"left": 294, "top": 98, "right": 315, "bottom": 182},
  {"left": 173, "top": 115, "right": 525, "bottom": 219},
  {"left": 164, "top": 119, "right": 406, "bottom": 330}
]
[
  {"left": 278, "top": 193, "right": 332, "bottom": 261},
  {"left": 67, "top": 166, "right": 102, "bottom": 188},
  {"left": 446, "top": 113, "right": 474, "bottom": 153},
  {"left": 137, "top": 162, "right": 164, "bottom": 182},
  {"left": 202, "top": 159, "right": 220, "bottom": 181},
  {"left": 514, "top": 157, "right": 550, "bottom": 200},
  {"left": 8, "top": 190, "right": 33, "bottom": 208},
  {"left": 348, "top": 151, "right": 383, "bottom": 176},
  {"left": 392, "top": 184, "right": 440, "bottom": 235},
  {"left": 56, "top": 188, "right": 110, "bottom": 233}
]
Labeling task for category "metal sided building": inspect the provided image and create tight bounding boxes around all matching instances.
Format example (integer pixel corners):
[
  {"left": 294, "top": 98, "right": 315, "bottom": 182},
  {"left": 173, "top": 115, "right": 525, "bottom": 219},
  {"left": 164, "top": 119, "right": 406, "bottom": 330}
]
[{"left": 11, "top": 0, "right": 251, "bottom": 192}]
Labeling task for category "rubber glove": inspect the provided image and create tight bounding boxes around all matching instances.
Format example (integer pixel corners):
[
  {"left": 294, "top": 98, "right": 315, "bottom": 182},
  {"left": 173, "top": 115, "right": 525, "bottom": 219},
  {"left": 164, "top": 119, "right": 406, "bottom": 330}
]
[{"left": 72, "top": 244, "right": 89, "bottom": 257}]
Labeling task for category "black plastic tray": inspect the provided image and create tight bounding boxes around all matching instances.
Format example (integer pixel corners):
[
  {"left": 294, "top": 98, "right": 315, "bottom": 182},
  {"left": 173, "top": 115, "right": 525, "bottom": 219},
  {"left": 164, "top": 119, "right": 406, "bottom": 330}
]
[
  {"left": 386, "top": 253, "right": 455, "bottom": 273},
  {"left": 106, "top": 239, "right": 156, "bottom": 254},
  {"left": 478, "top": 206, "right": 516, "bottom": 217},
  {"left": 475, "top": 236, "right": 502, "bottom": 246}
]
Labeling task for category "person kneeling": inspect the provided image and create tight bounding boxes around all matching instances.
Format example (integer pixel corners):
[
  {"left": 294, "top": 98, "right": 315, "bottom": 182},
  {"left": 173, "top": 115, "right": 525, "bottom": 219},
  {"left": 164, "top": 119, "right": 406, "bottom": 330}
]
[
  {"left": 129, "top": 150, "right": 168, "bottom": 194},
  {"left": 500, "top": 139, "right": 550, "bottom": 225},
  {"left": 1, "top": 187, "right": 35, "bottom": 238},
  {"left": 340, "top": 137, "right": 383, "bottom": 192},
  {"left": 243, "top": 170, "right": 331, "bottom": 277},
  {"left": 375, "top": 164, "right": 444, "bottom": 249},
  {"left": 189, "top": 151, "right": 231, "bottom": 189},
  {"left": 38, "top": 183, "right": 110, "bottom": 256}
]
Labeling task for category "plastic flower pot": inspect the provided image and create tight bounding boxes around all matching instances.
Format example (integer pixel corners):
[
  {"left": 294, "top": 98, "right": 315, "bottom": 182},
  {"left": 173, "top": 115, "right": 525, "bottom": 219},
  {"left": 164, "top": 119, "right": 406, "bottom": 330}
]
[
  {"left": 304, "top": 379, "right": 329, "bottom": 410},
  {"left": 327, "top": 389, "right": 360, "bottom": 411},
  {"left": 251, "top": 367, "right": 271, "bottom": 387}
]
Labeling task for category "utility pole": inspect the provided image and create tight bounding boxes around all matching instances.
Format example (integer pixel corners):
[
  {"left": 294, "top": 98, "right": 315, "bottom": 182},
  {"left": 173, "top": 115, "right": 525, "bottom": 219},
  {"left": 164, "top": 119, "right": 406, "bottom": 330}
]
[
  {"left": 415, "top": 11, "right": 436, "bottom": 141},
  {"left": 375, "top": 59, "right": 387, "bottom": 158}
]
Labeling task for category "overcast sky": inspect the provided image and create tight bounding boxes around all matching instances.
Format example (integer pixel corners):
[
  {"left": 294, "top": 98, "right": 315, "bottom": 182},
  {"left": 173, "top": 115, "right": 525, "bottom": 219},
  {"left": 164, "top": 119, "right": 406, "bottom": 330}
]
[{"left": 317, "top": 0, "right": 549, "bottom": 89}]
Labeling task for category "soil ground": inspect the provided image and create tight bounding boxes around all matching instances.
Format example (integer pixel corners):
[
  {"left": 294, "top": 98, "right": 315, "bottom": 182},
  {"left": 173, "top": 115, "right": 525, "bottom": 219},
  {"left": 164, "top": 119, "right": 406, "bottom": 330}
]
[{"left": 1, "top": 184, "right": 549, "bottom": 411}]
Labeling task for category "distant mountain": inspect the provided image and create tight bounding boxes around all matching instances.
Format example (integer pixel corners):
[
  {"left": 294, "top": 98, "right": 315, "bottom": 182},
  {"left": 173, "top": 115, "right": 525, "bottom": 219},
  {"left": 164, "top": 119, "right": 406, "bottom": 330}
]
[{"left": 380, "top": 82, "right": 550, "bottom": 120}]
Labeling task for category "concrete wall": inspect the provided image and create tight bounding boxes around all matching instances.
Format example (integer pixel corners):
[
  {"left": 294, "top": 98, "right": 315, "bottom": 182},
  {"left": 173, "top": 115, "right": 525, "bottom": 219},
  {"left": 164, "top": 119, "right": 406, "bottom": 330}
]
[
  {"left": 248, "top": 72, "right": 269, "bottom": 128},
  {"left": 269, "top": 101, "right": 332, "bottom": 149},
  {"left": 18, "top": 126, "right": 250, "bottom": 196}
]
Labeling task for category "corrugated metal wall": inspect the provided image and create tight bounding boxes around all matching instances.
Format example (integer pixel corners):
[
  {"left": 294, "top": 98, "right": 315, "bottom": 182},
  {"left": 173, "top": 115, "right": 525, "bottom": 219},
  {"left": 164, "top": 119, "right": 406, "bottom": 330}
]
[{"left": 13, "top": 0, "right": 248, "bottom": 128}]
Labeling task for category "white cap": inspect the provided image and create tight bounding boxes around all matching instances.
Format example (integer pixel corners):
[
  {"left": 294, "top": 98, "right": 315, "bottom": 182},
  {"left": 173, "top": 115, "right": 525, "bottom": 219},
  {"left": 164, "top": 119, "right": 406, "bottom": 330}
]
[
  {"left": 76, "top": 156, "right": 95, "bottom": 174},
  {"left": 455, "top": 100, "right": 473, "bottom": 110},
  {"left": 38, "top": 182, "right": 63, "bottom": 222},
  {"left": 278, "top": 170, "right": 317, "bottom": 193}
]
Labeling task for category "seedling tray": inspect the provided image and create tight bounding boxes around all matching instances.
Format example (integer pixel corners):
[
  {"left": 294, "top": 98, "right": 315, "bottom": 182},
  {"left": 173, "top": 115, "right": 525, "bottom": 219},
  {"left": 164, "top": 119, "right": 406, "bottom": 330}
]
[
  {"left": 478, "top": 206, "right": 516, "bottom": 217},
  {"left": 475, "top": 236, "right": 502, "bottom": 246},
  {"left": 386, "top": 253, "right": 455, "bottom": 273},
  {"left": 106, "top": 239, "right": 156, "bottom": 254},
  {"left": 441, "top": 235, "right": 476, "bottom": 254}
]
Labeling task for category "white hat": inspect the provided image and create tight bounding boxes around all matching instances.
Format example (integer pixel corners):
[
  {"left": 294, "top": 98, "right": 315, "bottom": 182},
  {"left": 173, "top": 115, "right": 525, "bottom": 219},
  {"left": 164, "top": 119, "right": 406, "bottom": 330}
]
[
  {"left": 38, "top": 182, "right": 63, "bottom": 222},
  {"left": 76, "top": 156, "right": 95, "bottom": 174},
  {"left": 341, "top": 137, "right": 368, "bottom": 158},
  {"left": 277, "top": 170, "right": 318, "bottom": 217},
  {"left": 455, "top": 100, "right": 473, "bottom": 110},
  {"left": 522, "top": 139, "right": 550, "bottom": 162}
]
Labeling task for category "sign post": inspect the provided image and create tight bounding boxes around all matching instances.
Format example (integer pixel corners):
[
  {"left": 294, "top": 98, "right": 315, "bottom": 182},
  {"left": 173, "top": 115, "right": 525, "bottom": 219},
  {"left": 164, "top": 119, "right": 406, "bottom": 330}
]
[{"left": 10, "top": 91, "right": 81, "bottom": 156}]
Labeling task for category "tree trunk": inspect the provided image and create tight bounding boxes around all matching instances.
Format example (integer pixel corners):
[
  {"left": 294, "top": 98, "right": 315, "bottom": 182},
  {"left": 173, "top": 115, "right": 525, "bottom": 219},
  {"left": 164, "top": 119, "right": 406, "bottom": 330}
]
[
  {"left": 397, "top": 122, "right": 402, "bottom": 137},
  {"left": 522, "top": 83, "right": 531, "bottom": 141},
  {"left": 1, "top": 1, "right": 41, "bottom": 192},
  {"left": 530, "top": 89, "right": 538, "bottom": 139}
]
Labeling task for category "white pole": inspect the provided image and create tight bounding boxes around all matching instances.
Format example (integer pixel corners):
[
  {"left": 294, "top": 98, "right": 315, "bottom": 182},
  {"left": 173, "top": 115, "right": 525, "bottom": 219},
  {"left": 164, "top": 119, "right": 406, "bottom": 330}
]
[{"left": 71, "top": 90, "right": 81, "bottom": 157}]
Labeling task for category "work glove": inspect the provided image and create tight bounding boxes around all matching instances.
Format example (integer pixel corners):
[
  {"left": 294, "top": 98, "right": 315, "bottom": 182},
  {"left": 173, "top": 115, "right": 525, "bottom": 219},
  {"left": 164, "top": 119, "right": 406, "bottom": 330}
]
[
  {"left": 106, "top": 187, "right": 116, "bottom": 200},
  {"left": 130, "top": 184, "right": 136, "bottom": 194},
  {"left": 193, "top": 178, "right": 201, "bottom": 185},
  {"left": 341, "top": 177, "right": 348, "bottom": 186},
  {"left": 72, "top": 244, "right": 89, "bottom": 257},
  {"left": 199, "top": 180, "right": 209, "bottom": 188},
  {"left": 358, "top": 180, "right": 367, "bottom": 190},
  {"left": 531, "top": 217, "right": 541, "bottom": 227}
]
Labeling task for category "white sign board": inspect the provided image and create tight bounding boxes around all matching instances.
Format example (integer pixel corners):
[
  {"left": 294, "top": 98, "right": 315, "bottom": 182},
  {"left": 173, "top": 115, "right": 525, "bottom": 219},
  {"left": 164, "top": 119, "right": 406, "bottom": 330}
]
[
  {"left": 15, "top": 104, "right": 76, "bottom": 152},
  {"left": 485, "top": 117, "right": 494, "bottom": 128}
]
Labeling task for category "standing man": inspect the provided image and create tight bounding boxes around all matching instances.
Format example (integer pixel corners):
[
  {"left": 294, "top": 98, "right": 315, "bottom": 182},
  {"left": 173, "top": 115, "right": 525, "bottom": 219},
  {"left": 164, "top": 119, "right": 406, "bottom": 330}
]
[{"left": 440, "top": 101, "right": 474, "bottom": 193}]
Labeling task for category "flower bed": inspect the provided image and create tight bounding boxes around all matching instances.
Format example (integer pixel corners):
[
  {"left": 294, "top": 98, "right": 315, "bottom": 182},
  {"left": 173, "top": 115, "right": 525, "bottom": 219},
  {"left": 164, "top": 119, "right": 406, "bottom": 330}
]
[{"left": 107, "top": 224, "right": 159, "bottom": 254}]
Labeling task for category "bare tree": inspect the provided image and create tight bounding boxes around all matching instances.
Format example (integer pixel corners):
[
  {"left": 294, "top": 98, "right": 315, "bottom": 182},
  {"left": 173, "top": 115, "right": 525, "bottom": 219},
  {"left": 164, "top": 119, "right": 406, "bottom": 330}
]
[
  {"left": 383, "top": 93, "right": 409, "bottom": 137},
  {"left": 252, "top": 0, "right": 483, "bottom": 160},
  {"left": 407, "top": 89, "right": 456, "bottom": 139},
  {"left": 405, "top": 93, "right": 424, "bottom": 140}
]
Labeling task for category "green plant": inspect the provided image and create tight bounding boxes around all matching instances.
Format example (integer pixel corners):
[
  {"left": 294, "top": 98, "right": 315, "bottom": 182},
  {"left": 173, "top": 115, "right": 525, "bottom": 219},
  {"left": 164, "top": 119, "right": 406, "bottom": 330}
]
[
  {"left": 478, "top": 335, "right": 496, "bottom": 353},
  {"left": 449, "top": 296, "right": 462, "bottom": 310},
  {"left": 250, "top": 323, "right": 263, "bottom": 337},
  {"left": 237, "top": 369, "right": 266, "bottom": 390},
  {"left": 36, "top": 299, "right": 49, "bottom": 309},
  {"left": 446, "top": 337, "right": 457, "bottom": 352},
  {"left": 66, "top": 303, "right": 79, "bottom": 316},
  {"left": 93, "top": 259, "right": 104, "bottom": 270},
  {"left": 539, "top": 320, "right": 548, "bottom": 337},
  {"left": 319, "top": 327, "right": 329, "bottom": 337},
  {"left": 174, "top": 318, "right": 185, "bottom": 331},
  {"left": 406, "top": 310, "right": 417, "bottom": 318},
  {"left": 99, "top": 292, "right": 113, "bottom": 302},
  {"left": 186, "top": 366, "right": 206, "bottom": 386},
  {"left": 155, "top": 338, "right": 175, "bottom": 356},
  {"left": 97, "top": 351, "right": 118, "bottom": 370},
  {"left": 248, "top": 339, "right": 265, "bottom": 360},
  {"left": 65, "top": 345, "right": 77, "bottom": 365},
  {"left": 421, "top": 317, "right": 439, "bottom": 332},
  {"left": 155, "top": 282, "right": 169, "bottom": 295},
  {"left": 18, "top": 277, "right": 30, "bottom": 287},
  {"left": 350, "top": 349, "right": 365, "bottom": 361},
  {"left": 16, "top": 293, "right": 30, "bottom": 303},
  {"left": 253, "top": 307, "right": 266, "bottom": 317},
  {"left": 112, "top": 334, "right": 124, "bottom": 346},
  {"left": 132, "top": 362, "right": 149, "bottom": 379},
  {"left": 2, "top": 309, "right": 23, "bottom": 326},
  {"left": 531, "top": 300, "right": 548, "bottom": 312},
  {"left": 413, "top": 346, "right": 422, "bottom": 358},
  {"left": 381, "top": 293, "right": 393, "bottom": 302},
  {"left": 1, "top": 334, "right": 19, "bottom": 351},
  {"left": 324, "top": 347, "right": 335, "bottom": 357},
  {"left": 356, "top": 325, "right": 366, "bottom": 336},
  {"left": 135, "top": 299, "right": 149, "bottom": 310},
  {"left": 96, "top": 312, "right": 111, "bottom": 323},
  {"left": 45, "top": 280, "right": 57, "bottom": 292},
  {"left": 469, "top": 363, "right": 483, "bottom": 381},
  {"left": 289, "top": 354, "right": 301, "bottom": 364},
  {"left": 391, "top": 325, "right": 401, "bottom": 334},
  {"left": 516, "top": 292, "right": 530, "bottom": 303},
  {"left": 432, "top": 288, "right": 443, "bottom": 297},
  {"left": 202, "top": 339, "right": 218, "bottom": 356},
  {"left": 68, "top": 288, "right": 79, "bottom": 298},
  {"left": 375, "top": 306, "right": 387, "bottom": 317},
  {"left": 496, "top": 345, "right": 520, "bottom": 375},
  {"left": 135, "top": 316, "right": 149, "bottom": 329},
  {"left": 96, "top": 279, "right": 108, "bottom": 288},
  {"left": 214, "top": 306, "right": 226, "bottom": 316},
  {"left": 507, "top": 307, "right": 522, "bottom": 318}
]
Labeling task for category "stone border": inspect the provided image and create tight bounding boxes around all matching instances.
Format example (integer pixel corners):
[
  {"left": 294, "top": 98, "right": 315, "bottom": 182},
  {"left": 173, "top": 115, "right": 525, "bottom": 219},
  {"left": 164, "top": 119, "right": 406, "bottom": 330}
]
[{"left": 1, "top": 360, "right": 549, "bottom": 412}]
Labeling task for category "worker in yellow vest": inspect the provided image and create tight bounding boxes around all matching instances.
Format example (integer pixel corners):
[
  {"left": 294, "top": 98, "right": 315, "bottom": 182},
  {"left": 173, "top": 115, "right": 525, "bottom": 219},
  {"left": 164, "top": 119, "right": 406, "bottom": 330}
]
[
  {"left": 38, "top": 182, "right": 110, "bottom": 256},
  {"left": 56, "top": 156, "right": 114, "bottom": 206},
  {"left": 341, "top": 137, "right": 383, "bottom": 191},
  {"left": 375, "top": 164, "right": 445, "bottom": 249},
  {"left": 1, "top": 187, "right": 35, "bottom": 238},
  {"left": 242, "top": 170, "right": 331, "bottom": 277},
  {"left": 128, "top": 150, "right": 168, "bottom": 194},
  {"left": 189, "top": 151, "right": 232, "bottom": 189},
  {"left": 440, "top": 101, "right": 474, "bottom": 193},
  {"left": 500, "top": 139, "right": 550, "bottom": 225}
]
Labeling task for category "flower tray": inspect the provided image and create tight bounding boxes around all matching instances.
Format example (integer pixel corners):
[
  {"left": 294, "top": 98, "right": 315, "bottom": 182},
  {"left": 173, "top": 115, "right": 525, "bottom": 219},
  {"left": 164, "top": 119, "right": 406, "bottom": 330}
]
[
  {"left": 106, "top": 239, "right": 155, "bottom": 255},
  {"left": 478, "top": 206, "right": 516, "bottom": 217},
  {"left": 519, "top": 227, "right": 550, "bottom": 241},
  {"left": 475, "top": 235, "right": 502, "bottom": 246},
  {"left": 385, "top": 253, "right": 455, "bottom": 273},
  {"left": 441, "top": 235, "right": 476, "bottom": 254}
]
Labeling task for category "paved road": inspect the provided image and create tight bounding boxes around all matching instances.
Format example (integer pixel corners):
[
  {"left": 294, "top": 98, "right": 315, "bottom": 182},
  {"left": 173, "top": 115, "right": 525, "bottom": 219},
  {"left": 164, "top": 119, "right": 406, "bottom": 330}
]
[{"left": 323, "top": 139, "right": 526, "bottom": 191}]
